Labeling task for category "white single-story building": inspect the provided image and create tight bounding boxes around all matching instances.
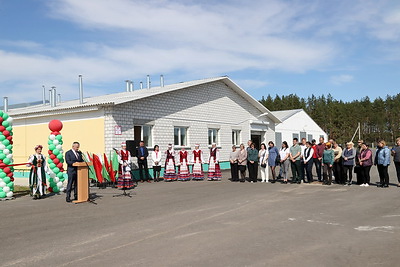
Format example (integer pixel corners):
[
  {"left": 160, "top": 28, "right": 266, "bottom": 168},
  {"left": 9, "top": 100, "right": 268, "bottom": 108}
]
[
  {"left": 271, "top": 109, "right": 328, "bottom": 147},
  {"left": 8, "top": 76, "right": 281, "bottom": 170}
]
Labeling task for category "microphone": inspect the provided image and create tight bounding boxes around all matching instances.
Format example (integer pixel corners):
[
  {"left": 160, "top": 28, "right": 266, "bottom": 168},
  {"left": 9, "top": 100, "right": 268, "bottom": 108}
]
[{"left": 77, "top": 150, "right": 83, "bottom": 154}]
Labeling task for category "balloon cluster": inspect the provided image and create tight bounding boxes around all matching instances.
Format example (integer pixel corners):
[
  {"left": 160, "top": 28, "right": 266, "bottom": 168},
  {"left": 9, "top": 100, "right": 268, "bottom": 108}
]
[
  {"left": 47, "top": 120, "right": 65, "bottom": 193},
  {"left": 0, "top": 111, "right": 14, "bottom": 199}
]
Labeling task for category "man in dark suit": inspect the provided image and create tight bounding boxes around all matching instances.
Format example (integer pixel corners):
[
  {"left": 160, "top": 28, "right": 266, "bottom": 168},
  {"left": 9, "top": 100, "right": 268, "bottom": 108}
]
[
  {"left": 136, "top": 141, "right": 151, "bottom": 183},
  {"left": 65, "top": 142, "right": 84, "bottom": 202}
]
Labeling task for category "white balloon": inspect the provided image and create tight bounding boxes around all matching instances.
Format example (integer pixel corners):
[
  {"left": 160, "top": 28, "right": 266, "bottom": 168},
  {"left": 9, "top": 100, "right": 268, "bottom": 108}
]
[
  {"left": 0, "top": 144, "right": 5, "bottom": 150},
  {"left": 6, "top": 117, "right": 13, "bottom": 124},
  {"left": 49, "top": 134, "right": 56, "bottom": 140},
  {"left": 6, "top": 191, "right": 13, "bottom": 198},
  {"left": 3, "top": 186, "right": 10, "bottom": 193},
  {"left": 0, "top": 182, "right": 6, "bottom": 187},
  {"left": 59, "top": 187, "right": 65, "bottom": 192},
  {"left": 57, "top": 182, "right": 63, "bottom": 188},
  {"left": 53, "top": 140, "right": 59, "bottom": 145},
  {"left": 56, "top": 145, "right": 62, "bottom": 150},
  {"left": 54, "top": 177, "right": 60, "bottom": 183},
  {"left": 50, "top": 172, "right": 56, "bottom": 178},
  {"left": 6, "top": 154, "right": 13, "bottom": 159},
  {"left": 3, "top": 149, "right": 9, "bottom": 155},
  {"left": 0, "top": 178, "right": 3, "bottom": 182}
]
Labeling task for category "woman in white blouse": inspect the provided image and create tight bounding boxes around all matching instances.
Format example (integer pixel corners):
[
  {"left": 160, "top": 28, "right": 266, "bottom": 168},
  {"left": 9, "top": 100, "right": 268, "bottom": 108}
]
[
  {"left": 279, "top": 141, "right": 290, "bottom": 184},
  {"left": 259, "top": 143, "right": 269, "bottom": 183},
  {"left": 151, "top": 145, "right": 162, "bottom": 182}
]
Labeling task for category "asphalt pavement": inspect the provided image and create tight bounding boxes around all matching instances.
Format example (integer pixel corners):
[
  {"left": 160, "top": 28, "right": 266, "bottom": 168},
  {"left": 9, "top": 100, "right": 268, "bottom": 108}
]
[{"left": 1, "top": 166, "right": 400, "bottom": 267}]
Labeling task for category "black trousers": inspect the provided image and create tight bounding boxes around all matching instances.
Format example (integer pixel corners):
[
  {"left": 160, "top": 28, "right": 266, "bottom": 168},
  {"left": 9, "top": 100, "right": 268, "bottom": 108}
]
[
  {"left": 313, "top": 158, "right": 322, "bottom": 181},
  {"left": 300, "top": 161, "right": 305, "bottom": 180},
  {"left": 248, "top": 162, "right": 258, "bottom": 182},
  {"left": 343, "top": 165, "right": 353, "bottom": 184},
  {"left": 305, "top": 160, "right": 313, "bottom": 183},
  {"left": 291, "top": 160, "right": 302, "bottom": 183},
  {"left": 138, "top": 159, "right": 150, "bottom": 181},
  {"left": 153, "top": 165, "right": 161, "bottom": 180},
  {"left": 66, "top": 173, "right": 77, "bottom": 200},
  {"left": 323, "top": 164, "right": 333, "bottom": 184},
  {"left": 333, "top": 161, "right": 344, "bottom": 184},
  {"left": 360, "top": 166, "right": 371, "bottom": 184},
  {"left": 377, "top": 164, "right": 389, "bottom": 185},
  {"left": 394, "top": 162, "right": 400, "bottom": 183},
  {"left": 230, "top": 163, "right": 239, "bottom": 181}
]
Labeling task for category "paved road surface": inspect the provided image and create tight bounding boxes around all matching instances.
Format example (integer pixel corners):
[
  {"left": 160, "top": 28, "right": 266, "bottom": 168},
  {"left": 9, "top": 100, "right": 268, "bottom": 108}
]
[{"left": 1, "top": 168, "right": 400, "bottom": 267}]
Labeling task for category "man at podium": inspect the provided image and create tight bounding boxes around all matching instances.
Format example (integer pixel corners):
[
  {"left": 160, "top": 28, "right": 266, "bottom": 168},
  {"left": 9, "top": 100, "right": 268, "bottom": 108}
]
[{"left": 65, "top": 142, "right": 84, "bottom": 202}]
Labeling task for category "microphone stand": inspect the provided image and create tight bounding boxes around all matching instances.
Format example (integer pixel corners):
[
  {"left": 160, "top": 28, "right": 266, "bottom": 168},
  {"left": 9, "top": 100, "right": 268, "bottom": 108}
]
[{"left": 113, "top": 160, "right": 133, "bottom": 198}]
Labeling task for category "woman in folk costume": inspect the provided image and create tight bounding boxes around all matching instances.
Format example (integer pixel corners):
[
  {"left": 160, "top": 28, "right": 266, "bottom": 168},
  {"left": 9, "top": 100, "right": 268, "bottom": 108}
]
[
  {"left": 164, "top": 144, "right": 177, "bottom": 181},
  {"left": 117, "top": 142, "right": 134, "bottom": 189},
  {"left": 191, "top": 144, "right": 205, "bottom": 180},
  {"left": 27, "top": 145, "right": 48, "bottom": 199},
  {"left": 177, "top": 146, "right": 191, "bottom": 181},
  {"left": 208, "top": 143, "right": 222, "bottom": 181}
]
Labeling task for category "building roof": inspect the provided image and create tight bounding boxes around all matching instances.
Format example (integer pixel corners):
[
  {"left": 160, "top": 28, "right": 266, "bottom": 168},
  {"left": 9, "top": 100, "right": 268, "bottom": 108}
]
[
  {"left": 271, "top": 109, "right": 303, "bottom": 122},
  {"left": 7, "top": 76, "right": 281, "bottom": 123}
]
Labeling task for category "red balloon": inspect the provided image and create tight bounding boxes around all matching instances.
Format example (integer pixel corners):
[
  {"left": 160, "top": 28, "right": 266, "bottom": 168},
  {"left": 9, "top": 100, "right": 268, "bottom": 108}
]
[
  {"left": 57, "top": 163, "right": 63, "bottom": 168},
  {"left": 48, "top": 187, "right": 53, "bottom": 193},
  {"left": 48, "top": 150, "right": 53, "bottom": 155},
  {"left": 60, "top": 168, "right": 64, "bottom": 172},
  {"left": 2, "top": 130, "right": 9, "bottom": 137},
  {"left": 7, "top": 172, "right": 12, "bottom": 177},
  {"left": 0, "top": 126, "right": 5, "bottom": 132},
  {"left": 48, "top": 120, "right": 63, "bottom": 132},
  {"left": 51, "top": 131, "right": 60, "bottom": 136},
  {"left": 10, "top": 177, "right": 14, "bottom": 182},
  {"left": 3, "top": 167, "right": 11, "bottom": 174},
  {"left": 50, "top": 154, "right": 56, "bottom": 159},
  {"left": 9, "top": 140, "right": 13, "bottom": 145},
  {"left": 6, "top": 136, "right": 12, "bottom": 141},
  {"left": 53, "top": 158, "right": 60, "bottom": 164},
  {"left": 0, "top": 117, "right": 3, "bottom": 124}
]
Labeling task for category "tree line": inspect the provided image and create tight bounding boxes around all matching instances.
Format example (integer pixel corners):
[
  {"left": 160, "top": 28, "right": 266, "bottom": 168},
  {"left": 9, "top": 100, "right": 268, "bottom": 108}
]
[{"left": 259, "top": 93, "right": 400, "bottom": 146}]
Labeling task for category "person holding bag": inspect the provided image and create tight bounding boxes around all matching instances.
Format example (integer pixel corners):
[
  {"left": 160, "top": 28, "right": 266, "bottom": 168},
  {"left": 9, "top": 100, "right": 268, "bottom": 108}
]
[{"left": 259, "top": 143, "right": 269, "bottom": 183}]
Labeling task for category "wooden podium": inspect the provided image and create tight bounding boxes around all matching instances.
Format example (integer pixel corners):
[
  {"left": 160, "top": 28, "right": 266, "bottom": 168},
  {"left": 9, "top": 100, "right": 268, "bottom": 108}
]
[{"left": 72, "top": 162, "right": 93, "bottom": 204}]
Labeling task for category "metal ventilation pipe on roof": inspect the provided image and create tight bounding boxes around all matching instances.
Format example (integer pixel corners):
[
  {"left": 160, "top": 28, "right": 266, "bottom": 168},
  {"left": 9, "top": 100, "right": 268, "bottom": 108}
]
[
  {"left": 79, "top": 75, "right": 84, "bottom": 104},
  {"left": 42, "top": 85, "right": 46, "bottom": 105},
  {"left": 125, "top": 80, "right": 130, "bottom": 92},
  {"left": 3, "top": 97, "right": 8, "bottom": 112},
  {"left": 140, "top": 81, "right": 143, "bottom": 89},
  {"left": 49, "top": 89, "right": 53, "bottom": 107},
  {"left": 51, "top": 86, "right": 57, "bottom": 107},
  {"left": 129, "top": 81, "right": 134, "bottom": 92},
  {"left": 147, "top": 75, "right": 151, "bottom": 89},
  {"left": 160, "top": 75, "right": 165, "bottom": 87},
  {"left": 57, "top": 94, "right": 61, "bottom": 104}
]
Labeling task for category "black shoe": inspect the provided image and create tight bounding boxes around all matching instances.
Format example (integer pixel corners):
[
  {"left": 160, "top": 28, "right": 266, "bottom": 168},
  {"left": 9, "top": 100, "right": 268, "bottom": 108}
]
[
  {"left": 383, "top": 184, "right": 389, "bottom": 188},
  {"left": 66, "top": 199, "right": 72, "bottom": 203},
  {"left": 240, "top": 180, "right": 245, "bottom": 183}
]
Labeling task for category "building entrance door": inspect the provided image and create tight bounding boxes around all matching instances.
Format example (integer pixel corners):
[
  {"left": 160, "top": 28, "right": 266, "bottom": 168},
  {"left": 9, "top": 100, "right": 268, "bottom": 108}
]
[{"left": 251, "top": 134, "right": 261, "bottom": 150}]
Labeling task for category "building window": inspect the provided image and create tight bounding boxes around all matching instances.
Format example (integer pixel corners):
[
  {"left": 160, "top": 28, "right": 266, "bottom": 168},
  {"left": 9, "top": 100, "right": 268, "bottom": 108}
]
[
  {"left": 292, "top": 133, "right": 299, "bottom": 140},
  {"left": 208, "top": 128, "right": 219, "bottom": 145},
  {"left": 134, "top": 125, "right": 152, "bottom": 147},
  {"left": 232, "top": 130, "right": 240, "bottom": 145},
  {"left": 174, "top": 127, "right": 188, "bottom": 146}
]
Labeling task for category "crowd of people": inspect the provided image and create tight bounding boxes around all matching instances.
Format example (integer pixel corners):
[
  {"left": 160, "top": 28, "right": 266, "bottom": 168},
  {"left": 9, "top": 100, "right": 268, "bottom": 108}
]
[{"left": 26, "top": 136, "right": 400, "bottom": 201}]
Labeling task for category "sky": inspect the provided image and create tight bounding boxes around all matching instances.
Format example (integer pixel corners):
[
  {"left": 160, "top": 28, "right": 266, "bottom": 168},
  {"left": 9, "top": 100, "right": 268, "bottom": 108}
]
[{"left": 0, "top": 0, "right": 399, "bottom": 104}]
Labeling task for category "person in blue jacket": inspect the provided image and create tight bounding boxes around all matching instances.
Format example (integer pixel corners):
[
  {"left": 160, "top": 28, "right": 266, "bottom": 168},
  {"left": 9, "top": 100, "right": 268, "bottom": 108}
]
[{"left": 375, "top": 139, "right": 391, "bottom": 188}]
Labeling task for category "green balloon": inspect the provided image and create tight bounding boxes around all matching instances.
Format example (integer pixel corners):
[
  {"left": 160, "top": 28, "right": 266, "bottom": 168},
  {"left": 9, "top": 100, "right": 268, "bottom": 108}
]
[
  {"left": 60, "top": 177, "right": 66, "bottom": 182},
  {"left": 0, "top": 191, "right": 5, "bottom": 198},
  {"left": 47, "top": 159, "right": 52, "bottom": 164},
  {"left": 53, "top": 149, "right": 60, "bottom": 155},
  {"left": 0, "top": 153, "right": 5, "bottom": 160},
  {"left": 57, "top": 172, "right": 64, "bottom": 178},
  {"left": 0, "top": 187, "right": 3, "bottom": 192},
  {"left": 9, "top": 131, "right": 13, "bottom": 136},
  {"left": 49, "top": 144, "right": 56, "bottom": 150},
  {"left": 56, "top": 135, "right": 62, "bottom": 140},
  {"left": 2, "top": 139, "right": 10, "bottom": 146},
  {"left": 53, "top": 187, "right": 60, "bottom": 193},
  {"left": 3, "top": 177, "right": 10, "bottom": 183},
  {"left": 49, "top": 163, "right": 56, "bottom": 169},
  {"left": 3, "top": 158, "right": 10, "bottom": 164},
  {"left": 57, "top": 154, "right": 63, "bottom": 159},
  {"left": 52, "top": 167, "right": 60, "bottom": 174},
  {"left": 7, "top": 182, "right": 13, "bottom": 188},
  {"left": 59, "top": 140, "right": 63, "bottom": 145},
  {"left": 6, "top": 126, "right": 12, "bottom": 132},
  {"left": 0, "top": 135, "right": 5, "bottom": 141},
  {"left": 0, "top": 172, "right": 6, "bottom": 178},
  {"left": 6, "top": 145, "right": 12, "bottom": 150},
  {"left": 2, "top": 113, "right": 9, "bottom": 120},
  {"left": 2, "top": 121, "right": 9, "bottom": 127},
  {"left": 48, "top": 140, "right": 53, "bottom": 145},
  {"left": 0, "top": 111, "right": 3, "bottom": 117},
  {"left": 49, "top": 182, "right": 56, "bottom": 187}
]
